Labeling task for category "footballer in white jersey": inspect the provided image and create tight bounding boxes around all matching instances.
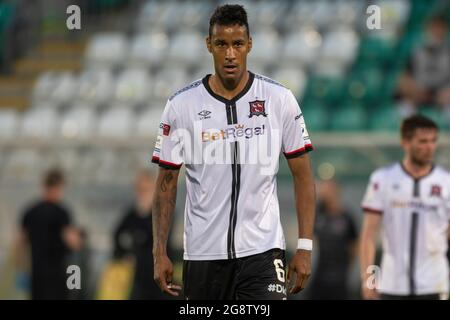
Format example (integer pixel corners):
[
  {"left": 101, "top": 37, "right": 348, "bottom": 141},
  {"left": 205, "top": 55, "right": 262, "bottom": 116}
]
[
  {"left": 151, "top": 5, "right": 315, "bottom": 300},
  {"left": 360, "top": 115, "right": 450, "bottom": 300}
]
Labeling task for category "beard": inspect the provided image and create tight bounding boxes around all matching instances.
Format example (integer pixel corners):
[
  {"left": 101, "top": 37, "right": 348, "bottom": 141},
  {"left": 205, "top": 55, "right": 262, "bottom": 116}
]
[{"left": 410, "top": 153, "right": 432, "bottom": 167}]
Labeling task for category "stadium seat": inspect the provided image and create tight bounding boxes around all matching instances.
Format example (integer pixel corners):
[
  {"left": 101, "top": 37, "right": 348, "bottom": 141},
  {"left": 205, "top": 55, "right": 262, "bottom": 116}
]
[
  {"left": 369, "top": 105, "right": 403, "bottom": 131},
  {"left": 304, "top": 76, "right": 344, "bottom": 104},
  {"left": 310, "top": 0, "right": 337, "bottom": 30},
  {"left": 151, "top": 67, "right": 189, "bottom": 103},
  {"left": 252, "top": 0, "right": 288, "bottom": 30},
  {"left": 332, "top": 0, "right": 364, "bottom": 28},
  {"left": 302, "top": 100, "right": 329, "bottom": 132},
  {"left": 329, "top": 103, "right": 367, "bottom": 131},
  {"left": 97, "top": 107, "right": 134, "bottom": 138},
  {"left": 2, "top": 148, "right": 43, "bottom": 183},
  {"left": 59, "top": 105, "right": 97, "bottom": 139},
  {"left": 167, "top": 30, "right": 207, "bottom": 68},
  {"left": 345, "top": 67, "right": 383, "bottom": 105},
  {"left": 114, "top": 69, "right": 152, "bottom": 106},
  {"left": 313, "top": 59, "right": 347, "bottom": 79},
  {"left": 357, "top": 37, "right": 397, "bottom": 66},
  {"left": 135, "top": 0, "right": 168, "bottom": 32},
  {"left": 319, "top": 27, "right": 360, "bottom": 68},
  {"left": 0, "top": 109, "right": 19, "bottom": 138},
  {"left": 250, "top": 28, "right": 280, "bottom": 67},
  {"left": 48, "top": 72, "right": 77, "bottom": 107},
  {"left": 282, "top": 0, "right": 317, "bottom": 31},
  {"left": 281, "top": 27, "right": 322, "bottom": 68},
  {"left": 21, "top": 107, "right": 58, "bottom": 138},
  {"left": 191, "top": 65, "right": 214, "bottom": 81},
  {"left": 127, "top": 30, "right": 169, "bottom": 68},
  {"left": 76, "top": 69, "right": 116, "bottom": 106},
  {"left": 135, "top": 106, "right": 165, "bottom": 138},
  {"left": 270, "top": 67, "right": 307, "bottom": 99},
  {"left": 31, "top": 71, "right": 59, "bottom": 105},
  {"left": 175, "top": 1, "right": 212, "bottom": 32},
  {"left": 84, "top": 32, "right": 128, "bottom": 69}
]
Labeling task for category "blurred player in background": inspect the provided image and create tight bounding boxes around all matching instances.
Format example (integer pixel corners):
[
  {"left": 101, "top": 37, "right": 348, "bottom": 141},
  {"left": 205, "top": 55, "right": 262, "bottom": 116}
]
[
  {"left": 151, "top": 4, "right": 315, "bottom": 300},
  {"left": 360, "top": 115, "right": 450, "bottom": 300},
  {"left": 113, "top": 170, "right": 173, "bottom": 299},
  {"left": 310, "top": 180, "right": 358, "bottom": 300},
  {"left": 13, "top": 168, "right": 82, "bottom": 300},
  {"left": 397, "top": 14, "right": 450, "bottom": 115}
]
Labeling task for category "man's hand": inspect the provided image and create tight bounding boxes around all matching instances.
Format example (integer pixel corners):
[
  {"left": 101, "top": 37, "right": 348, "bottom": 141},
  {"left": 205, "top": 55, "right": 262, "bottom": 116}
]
[
  {"left": 287, "top": 249, "right": 311, "bottom": 294},
  {"left": 153, "top": 254, "right": 181, "bottom": 296}
]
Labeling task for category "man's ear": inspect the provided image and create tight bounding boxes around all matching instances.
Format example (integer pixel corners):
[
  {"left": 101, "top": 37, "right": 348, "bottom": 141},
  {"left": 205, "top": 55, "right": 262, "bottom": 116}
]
[
  {"left": 206, "top": 36, "right": 212, "bottom": 53},
  {"left": 248, "top": 36, "right": 252, "bottom": 53}
]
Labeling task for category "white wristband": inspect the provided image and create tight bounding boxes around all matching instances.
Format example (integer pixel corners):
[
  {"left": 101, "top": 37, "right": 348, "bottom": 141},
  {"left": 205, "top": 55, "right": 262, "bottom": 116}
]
[{"left": 297, "top": 239, "right": 313, "bottom": 251}]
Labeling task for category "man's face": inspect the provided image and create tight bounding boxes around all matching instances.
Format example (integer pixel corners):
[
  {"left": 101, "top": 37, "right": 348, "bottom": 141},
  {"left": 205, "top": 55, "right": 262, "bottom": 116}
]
[
  {"left": 402, "top": 128, "right": 438, "bottom": 166},
  {"left": 207, "top": 24, "right": 252, "bottom": 85},
  {"left": 47, "top": 185, "right": 64, "bottom": 202}
]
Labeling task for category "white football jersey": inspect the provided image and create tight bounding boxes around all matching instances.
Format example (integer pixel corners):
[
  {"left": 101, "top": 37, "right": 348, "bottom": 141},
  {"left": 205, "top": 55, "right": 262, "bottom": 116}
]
[
  {"left": 152, "top": 72, "right": 313, "bottom": 260},
  {"left": 362, "top": 163, "right": 450, "bottom": 295}
]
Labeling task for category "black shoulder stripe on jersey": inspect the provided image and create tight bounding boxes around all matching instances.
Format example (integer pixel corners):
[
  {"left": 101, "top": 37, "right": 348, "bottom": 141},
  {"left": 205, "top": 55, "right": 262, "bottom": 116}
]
[
  {"left": 254, "top": 73, "right": 286, "bottom": 88},
  {"left": 169, "top": 79, "right": 203, "bottom": 101}
]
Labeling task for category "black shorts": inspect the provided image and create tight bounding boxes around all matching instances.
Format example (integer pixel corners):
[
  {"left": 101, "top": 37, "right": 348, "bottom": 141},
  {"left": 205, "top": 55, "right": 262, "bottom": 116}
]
[{"left": 183, "top": 248, "right": 287, "bottom": 300}]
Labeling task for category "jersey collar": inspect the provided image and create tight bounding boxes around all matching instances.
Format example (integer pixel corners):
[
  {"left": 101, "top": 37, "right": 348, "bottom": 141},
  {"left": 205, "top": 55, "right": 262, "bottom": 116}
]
[
  {"left": 399, "top": 161, "right": 435, "bottom": 181},
  {"left": 202, "top": 71, "right": 255, "bottom": 104}
]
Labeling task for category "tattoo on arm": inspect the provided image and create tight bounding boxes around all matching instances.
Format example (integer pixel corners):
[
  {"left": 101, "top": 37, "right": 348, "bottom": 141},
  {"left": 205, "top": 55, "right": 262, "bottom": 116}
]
[{"left": 153, "top": 170, "right": 178, "bottom": 256}]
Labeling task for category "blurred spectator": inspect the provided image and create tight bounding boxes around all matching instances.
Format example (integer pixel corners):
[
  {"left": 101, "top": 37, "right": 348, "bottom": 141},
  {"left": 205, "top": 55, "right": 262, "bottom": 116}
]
[
  {"left": 113, "top": 170, "right": 173, "bottom": 300},
  {"left": 309, "top": 180, "right": 358, "bottom": 300},
  {"left": 13, "top": 168, "right": 82, "bottom": 300},
  {"left": 397, "top": 14, "right": 450, "bottom": 115}
]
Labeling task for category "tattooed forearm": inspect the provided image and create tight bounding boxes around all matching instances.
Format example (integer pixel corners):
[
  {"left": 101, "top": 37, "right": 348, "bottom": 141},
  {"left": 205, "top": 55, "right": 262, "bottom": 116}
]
[
  {"left": 160, "top": 170, "right": 174, "bottom": 192},
  {"left": 152, "top": 169, "right": 179, "bottom": 256}
]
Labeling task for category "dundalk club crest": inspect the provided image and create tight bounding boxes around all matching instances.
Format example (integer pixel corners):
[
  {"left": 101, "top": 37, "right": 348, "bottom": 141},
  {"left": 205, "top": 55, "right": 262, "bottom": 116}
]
[{"left": 248, "top": 100, "right": 267, "bottom": 118}]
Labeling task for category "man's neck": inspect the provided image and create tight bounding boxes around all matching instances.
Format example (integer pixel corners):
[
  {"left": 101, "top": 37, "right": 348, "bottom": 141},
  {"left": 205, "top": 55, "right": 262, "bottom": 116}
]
[
  {"left": 402, "top": 158, "right": 433, "bottom": 179},
  {"left": 209, "top": 71, "right": 249, "bottom": 100}
]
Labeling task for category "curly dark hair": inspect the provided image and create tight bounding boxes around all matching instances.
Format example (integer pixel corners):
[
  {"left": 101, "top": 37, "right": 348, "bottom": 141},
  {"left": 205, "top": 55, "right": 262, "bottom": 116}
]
[{"left": 209, "top": 4, "right": 249, "bottom": 37}]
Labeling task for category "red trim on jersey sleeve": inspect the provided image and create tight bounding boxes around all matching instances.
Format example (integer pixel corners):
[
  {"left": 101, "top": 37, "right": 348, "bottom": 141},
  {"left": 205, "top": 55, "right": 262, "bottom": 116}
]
[
  {"left": 159, "top": 159, "right": 182, "bottom": 170},
  {"left": 284, "top": 144, "right": 314, "bottom": 159},
  {"left": 151, "top": 156, "right": 160, "bottom": 164},
  {"left": 362, "top": 206, "right": 383, "bottom": 215},
  {"left": 151, "top": 156, "right": 182, "bottom": 170}
]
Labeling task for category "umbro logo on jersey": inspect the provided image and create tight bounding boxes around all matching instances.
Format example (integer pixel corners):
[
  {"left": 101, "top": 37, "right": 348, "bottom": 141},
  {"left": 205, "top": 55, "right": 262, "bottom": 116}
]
[
  {"left": 249, "top": 100, "right": 267, "bottom": 117},
  {"left": 198, "top": 110, "right": 211, "bottom": 120}
]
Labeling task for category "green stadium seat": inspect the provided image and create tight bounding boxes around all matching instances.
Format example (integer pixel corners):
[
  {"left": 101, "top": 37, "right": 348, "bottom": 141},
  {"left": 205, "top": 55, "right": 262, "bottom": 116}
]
[
  {"left": 346, "top": 67, "right": 383, "bottom": 105},
  {"left": 329, "top": 103, "right": 367, "bottom": 131},
  {"left": 304, "top": 76, "right": 344, "bottom": 104},
  {"left": 369, "top": 105, "right": 403, "bottom": 132},
  {"left": 357, "top": 37, "right": 396, "bottom": 66},
  {"left": 302, "top": 101, "right": 329, "bottom": 132}
]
